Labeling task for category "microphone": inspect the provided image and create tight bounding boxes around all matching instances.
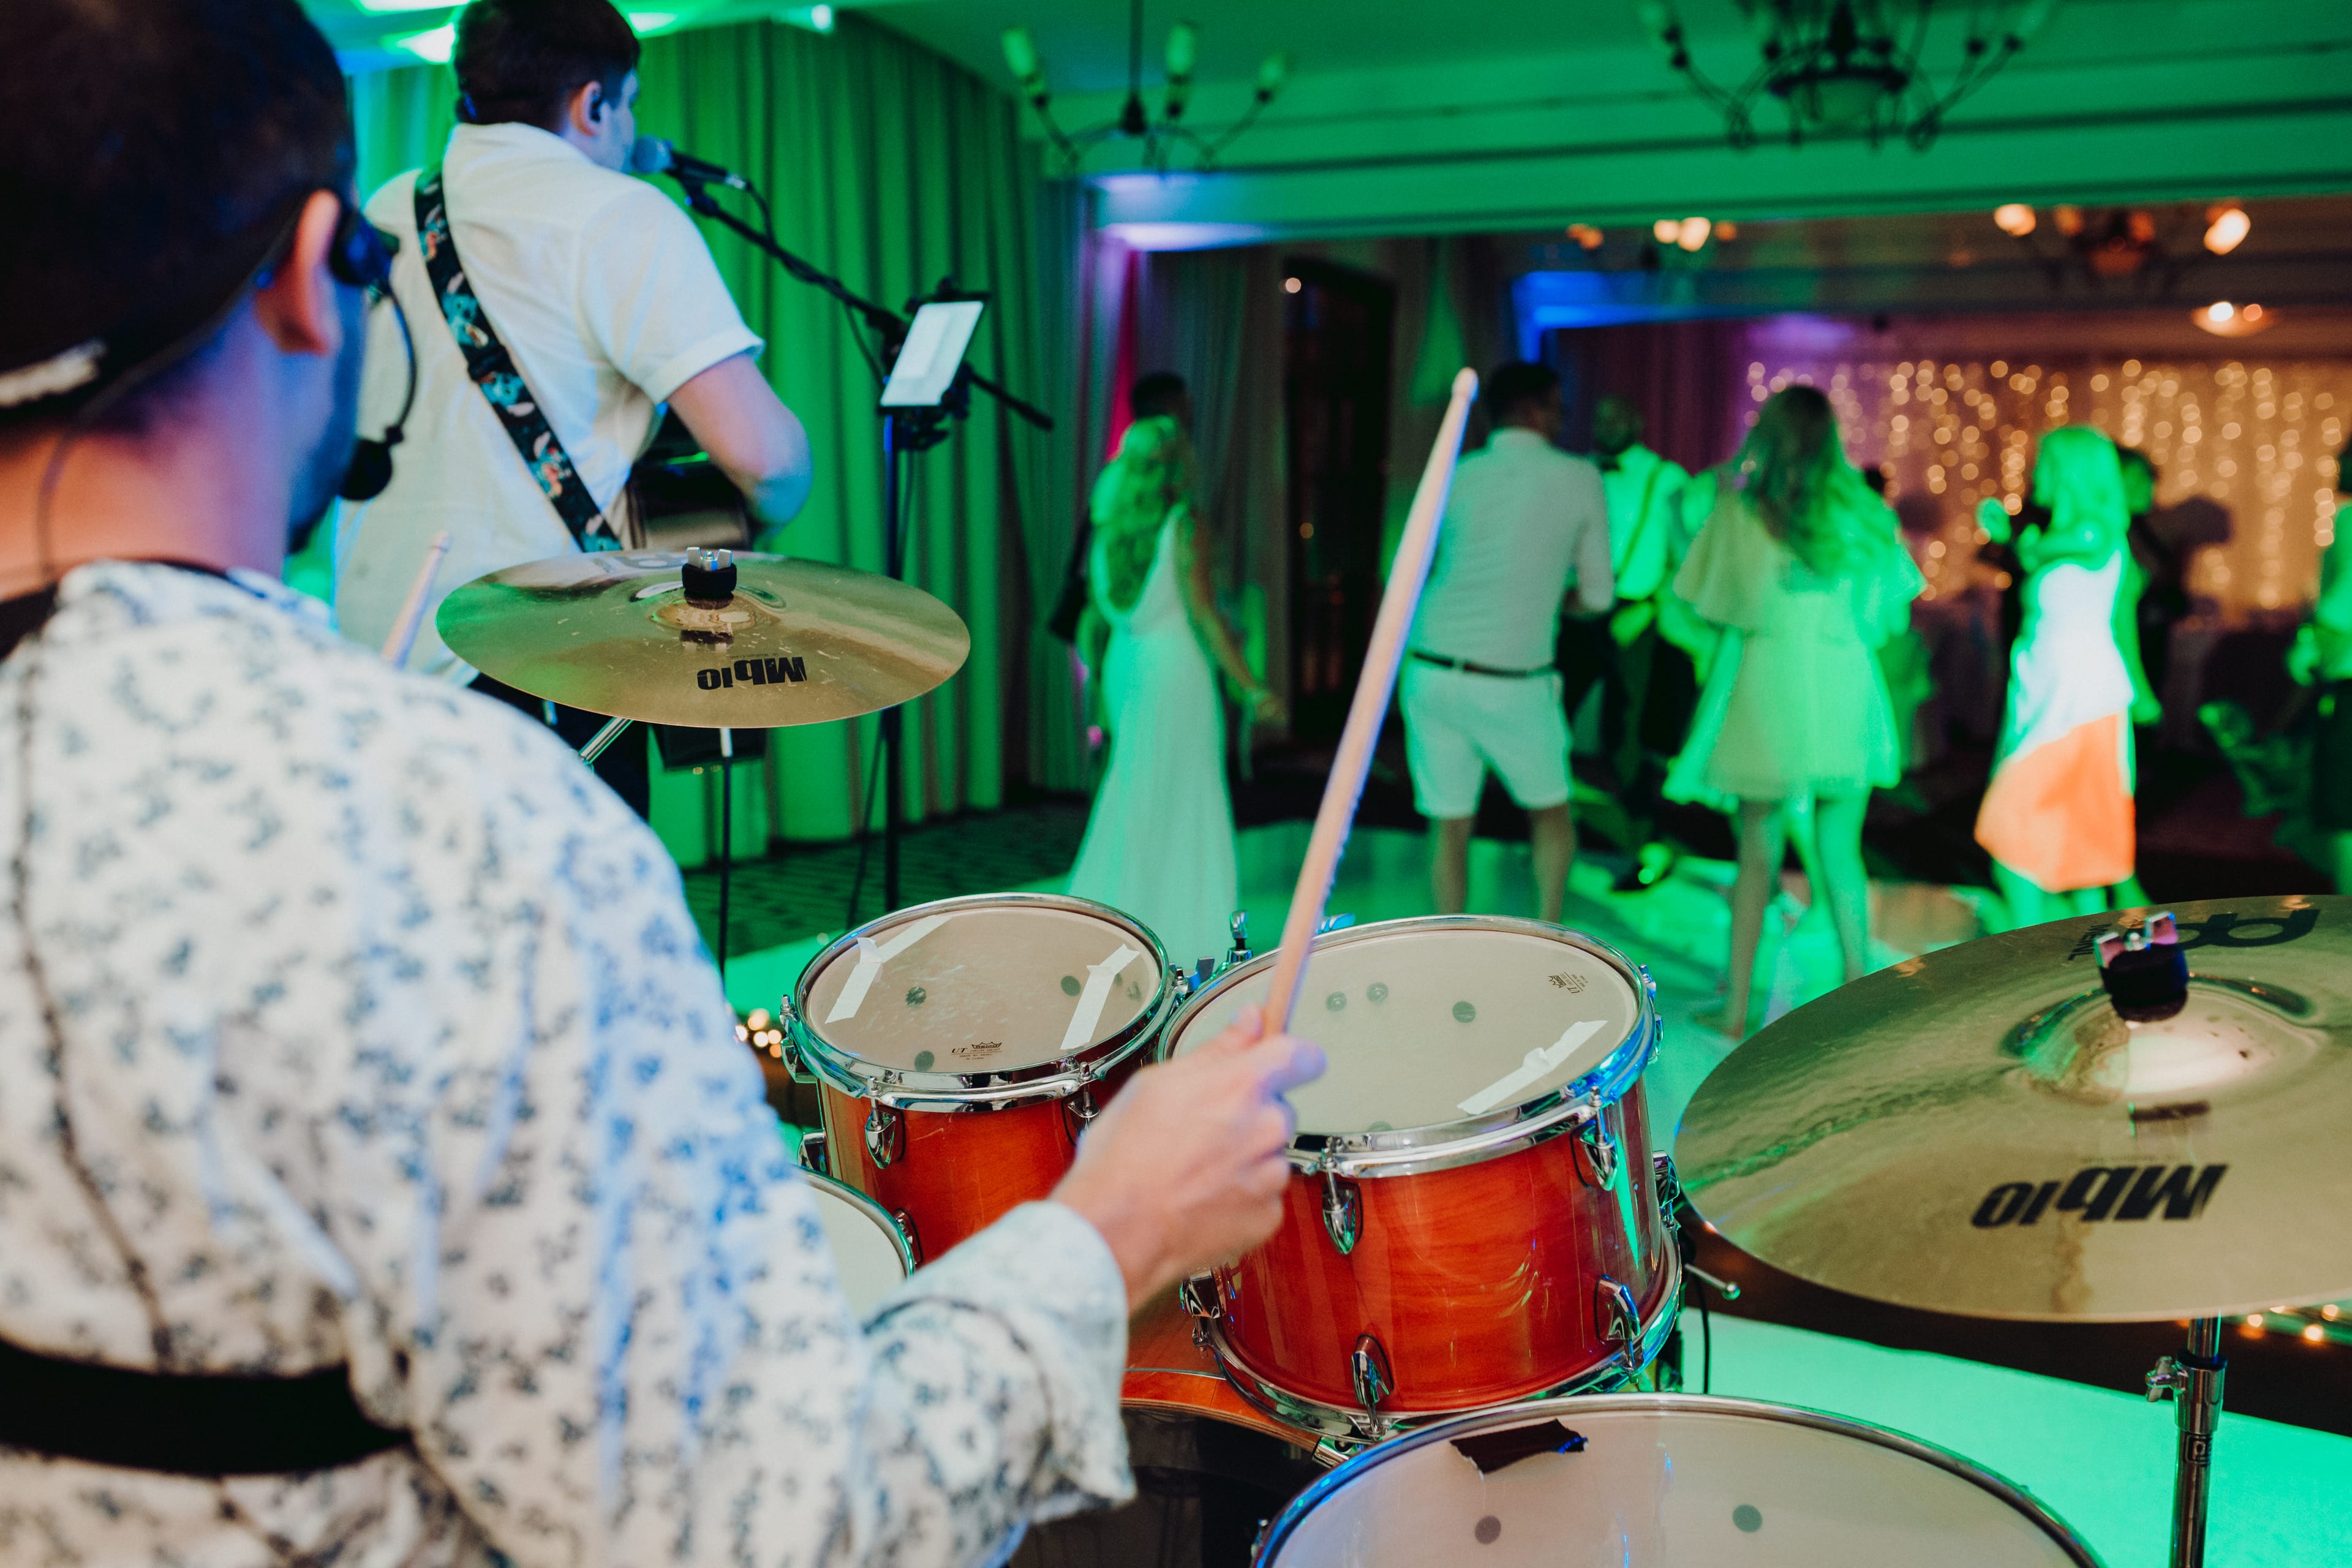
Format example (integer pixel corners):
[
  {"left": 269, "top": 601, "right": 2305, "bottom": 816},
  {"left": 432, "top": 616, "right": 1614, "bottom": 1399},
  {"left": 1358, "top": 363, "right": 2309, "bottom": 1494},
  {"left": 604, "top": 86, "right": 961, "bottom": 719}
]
[{"left": 629, "top": 136, "right": 749, "bottom": 190}]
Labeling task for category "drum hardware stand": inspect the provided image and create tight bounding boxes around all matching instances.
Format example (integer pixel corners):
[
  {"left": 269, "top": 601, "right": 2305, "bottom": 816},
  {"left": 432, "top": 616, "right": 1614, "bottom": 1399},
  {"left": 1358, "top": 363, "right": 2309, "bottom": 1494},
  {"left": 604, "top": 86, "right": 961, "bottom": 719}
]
[
  {"left": 864, "top": 1102, "right": 905, "bottom": 1169},
  {"left": 579, "top": 715, "right": 633, "bottom": 764},
  {"left": 672, "top": 175, "right": 1052, "bottom": 915},
  {"left": 1652, "top": 1155, "right": 1743, "bottom": 1302},
  {"left": 797, "top": 1126, "right": 827, "bottom": 1171},
  {"left": 2146, "top": 1316, "right": 2225, "bottom": 1568},
  {"left": 1320, "top": 1172, "right": 1361, "bottom": 1254}
]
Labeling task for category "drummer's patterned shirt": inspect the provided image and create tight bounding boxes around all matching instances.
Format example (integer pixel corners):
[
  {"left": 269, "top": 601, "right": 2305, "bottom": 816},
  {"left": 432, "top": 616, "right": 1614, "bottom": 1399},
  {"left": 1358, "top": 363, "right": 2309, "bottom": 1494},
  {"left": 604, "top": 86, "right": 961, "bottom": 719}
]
[{"left": 0, "top": 564, "right": 1132, "bottom": 1567}]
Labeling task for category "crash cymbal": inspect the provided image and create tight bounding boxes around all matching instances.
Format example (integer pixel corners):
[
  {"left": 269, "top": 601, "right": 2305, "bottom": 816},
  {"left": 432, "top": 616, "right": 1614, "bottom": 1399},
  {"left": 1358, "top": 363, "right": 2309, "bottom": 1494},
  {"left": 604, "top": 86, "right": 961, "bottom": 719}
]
[
  {"left": 437, "top": 550, "right": 969, "bottom": 727},
  {"left": 1674, "top": 896, "right": 2352, "bottom": 1322}
]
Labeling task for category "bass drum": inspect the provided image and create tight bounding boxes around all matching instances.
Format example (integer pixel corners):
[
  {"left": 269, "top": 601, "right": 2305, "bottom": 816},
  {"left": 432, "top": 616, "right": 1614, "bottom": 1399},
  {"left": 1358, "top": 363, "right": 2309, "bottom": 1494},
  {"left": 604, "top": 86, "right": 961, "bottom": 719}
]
[
  {"left": 1011, "top": 1293, "right": 1327, "bottom": 1568},
  {"left": 803, "top": 1170, "right": 916, "bottom": 1315},
  {"left": 1253, "top": 1395, "right": 2105, "bottom": 1567}
]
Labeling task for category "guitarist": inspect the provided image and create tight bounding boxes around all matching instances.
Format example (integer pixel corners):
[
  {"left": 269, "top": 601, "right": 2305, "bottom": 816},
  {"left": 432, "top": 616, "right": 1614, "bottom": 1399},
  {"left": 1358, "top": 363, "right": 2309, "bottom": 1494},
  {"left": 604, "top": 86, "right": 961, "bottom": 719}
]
[{"left": 334, "top": 0, "right": 812, "bottom": 815}]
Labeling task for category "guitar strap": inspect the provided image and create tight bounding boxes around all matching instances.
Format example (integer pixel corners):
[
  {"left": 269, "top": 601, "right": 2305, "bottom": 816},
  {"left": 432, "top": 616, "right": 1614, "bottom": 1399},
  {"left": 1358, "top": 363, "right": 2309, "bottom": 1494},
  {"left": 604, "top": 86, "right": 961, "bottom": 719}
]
[{"left": 414, "top": 168, "right": 618, "bottom": 551}]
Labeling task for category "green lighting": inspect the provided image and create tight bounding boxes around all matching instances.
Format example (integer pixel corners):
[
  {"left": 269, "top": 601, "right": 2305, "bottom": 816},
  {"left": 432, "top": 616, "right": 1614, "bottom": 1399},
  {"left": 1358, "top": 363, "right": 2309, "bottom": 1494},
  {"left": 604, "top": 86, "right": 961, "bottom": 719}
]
[
  {"left": 353, "top": 0, "right": 454, "bottom": 10},
  {"left": 627, "top": 10, "right": 679, "bottom": 32},
  {"left": 394, "top": 22, "right": 456, "bottom": 61}
]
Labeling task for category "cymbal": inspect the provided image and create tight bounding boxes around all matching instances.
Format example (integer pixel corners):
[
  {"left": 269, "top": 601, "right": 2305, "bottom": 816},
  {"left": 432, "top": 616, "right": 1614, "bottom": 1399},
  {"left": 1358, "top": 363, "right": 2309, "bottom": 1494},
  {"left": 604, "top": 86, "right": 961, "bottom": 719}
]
[
  {"left": 1673, "top": 896, "right": 2352, "bottom": 1322},
  {"left": 437, "top": 551, "right": 969, "bottom": 727}
]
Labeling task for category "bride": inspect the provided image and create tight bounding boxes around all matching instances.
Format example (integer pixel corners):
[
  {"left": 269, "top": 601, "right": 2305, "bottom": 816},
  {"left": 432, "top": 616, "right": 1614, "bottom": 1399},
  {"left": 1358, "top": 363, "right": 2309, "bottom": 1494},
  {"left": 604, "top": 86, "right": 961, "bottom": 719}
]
[{"left": 1065, "top": 416, "right": 1281, "bottom": 967}]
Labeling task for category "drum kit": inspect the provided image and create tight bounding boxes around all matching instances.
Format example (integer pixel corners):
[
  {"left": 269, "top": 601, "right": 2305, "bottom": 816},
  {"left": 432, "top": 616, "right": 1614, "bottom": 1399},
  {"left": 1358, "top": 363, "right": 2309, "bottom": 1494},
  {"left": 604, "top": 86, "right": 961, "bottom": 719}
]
[{"left": 426, "top": 375, "right": 2343, "bottom": 1564}]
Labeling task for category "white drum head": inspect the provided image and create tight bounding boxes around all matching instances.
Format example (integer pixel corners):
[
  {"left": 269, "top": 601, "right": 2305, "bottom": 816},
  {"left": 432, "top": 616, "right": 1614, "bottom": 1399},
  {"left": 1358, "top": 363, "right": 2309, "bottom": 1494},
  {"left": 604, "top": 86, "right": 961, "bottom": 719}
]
[
  {"left": 1170, "top": 921, "right": 1640, "bottom": 1134},
  {"left": 1262, "top": 1399, "right": 2094, "bottom": 1567},
  {"left": 801, "top": 897, "right": 1162, "bottom": 1074},
  {"left": 807, "top": 1175, "right": 913, "bottom": 1315}
]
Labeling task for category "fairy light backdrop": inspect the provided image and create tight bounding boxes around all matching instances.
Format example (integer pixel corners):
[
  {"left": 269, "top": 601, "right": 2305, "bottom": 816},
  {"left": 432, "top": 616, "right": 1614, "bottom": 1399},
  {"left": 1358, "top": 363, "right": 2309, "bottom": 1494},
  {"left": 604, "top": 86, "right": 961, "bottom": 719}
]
[{"left": 1733, "top": 334, "right": 2351, "bottom": 620}]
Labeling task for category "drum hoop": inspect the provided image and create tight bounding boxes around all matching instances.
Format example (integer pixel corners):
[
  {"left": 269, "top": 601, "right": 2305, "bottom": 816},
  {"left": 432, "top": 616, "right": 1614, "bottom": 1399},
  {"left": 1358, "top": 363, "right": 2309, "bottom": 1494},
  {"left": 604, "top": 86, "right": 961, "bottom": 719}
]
[
  {"left": 1251, "top": 1390, "right": 2108, "bottom": 1568},
  {"left": 1162, "top": 915, "right": 1659, "bottom": 1174},
  {"left": 786, "top": 891, "right": 1176, "bottom": 1108},
  {"left": 1192, "top": 1226, "right": 1684, "bottom": 1449},
  {"left": 799, "top": 1168, "right": 919, "bottom": 1279}
]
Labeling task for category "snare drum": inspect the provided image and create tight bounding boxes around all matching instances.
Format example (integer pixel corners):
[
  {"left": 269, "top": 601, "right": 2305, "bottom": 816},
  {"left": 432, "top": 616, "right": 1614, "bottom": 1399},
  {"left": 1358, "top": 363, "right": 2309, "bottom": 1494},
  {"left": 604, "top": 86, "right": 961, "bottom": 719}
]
[
  {"left": 1253, "top": 1395, "right": 2105, "bottom": 1566},
  {"left": 1163, "top": 916, "right": 1679, "bottom": 1444},
  {"left": 786, "top": 894, "right": 1175, "bottom": 1261},
  {"left": 803, "top": 1170, "right": 916, "bottom": 1316}
]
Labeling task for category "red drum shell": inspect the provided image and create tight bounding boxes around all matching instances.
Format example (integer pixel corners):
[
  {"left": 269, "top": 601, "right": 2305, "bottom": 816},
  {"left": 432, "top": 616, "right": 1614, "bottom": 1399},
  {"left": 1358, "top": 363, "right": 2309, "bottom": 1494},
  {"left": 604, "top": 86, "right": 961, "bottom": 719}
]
[
  {"left": 820, "top": 1049, "right": 1143, "bottom": 1261},
  {"left": 1213, "top": 1077, "right": 1674, "bottom": 1417}
]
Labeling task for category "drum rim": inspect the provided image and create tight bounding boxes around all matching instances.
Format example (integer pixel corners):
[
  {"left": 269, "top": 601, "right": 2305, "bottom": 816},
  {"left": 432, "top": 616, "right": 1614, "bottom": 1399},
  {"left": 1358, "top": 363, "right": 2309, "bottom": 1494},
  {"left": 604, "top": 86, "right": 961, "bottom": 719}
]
[
  {"left": 1250, "top": 1392, "right": 2108, "bottom": 1568},
  {"left": 1190, "top": 1238, "right": 1683, "bottom": 1447},
  {"left": 1161, "top": 914, "right": 1659, "bottom": 1174},
  {"left": 799, "top": 1167, "right": 919, "bottom": 1278},
  {"left": 785, "top": 891, "right": 1176, "bottom": 1109}
]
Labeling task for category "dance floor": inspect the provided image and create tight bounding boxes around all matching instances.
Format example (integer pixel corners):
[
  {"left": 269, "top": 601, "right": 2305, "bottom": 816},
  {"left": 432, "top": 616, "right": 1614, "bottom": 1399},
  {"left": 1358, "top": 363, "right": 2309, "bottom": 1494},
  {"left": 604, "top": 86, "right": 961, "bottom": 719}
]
[{"left": 719, "top": 822, "right": 2352, "bottom": 1566}]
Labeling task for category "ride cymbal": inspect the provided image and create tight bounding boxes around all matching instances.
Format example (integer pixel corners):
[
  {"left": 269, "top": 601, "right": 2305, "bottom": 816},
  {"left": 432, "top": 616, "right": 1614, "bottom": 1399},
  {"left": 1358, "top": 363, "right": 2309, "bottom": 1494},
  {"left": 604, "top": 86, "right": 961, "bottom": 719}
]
[
  {"left": 437, "top": 550, "right": 969, "bottom": 726},
  {"left": 1674, "top": 896, "right": 2352, "bottom": 1322}
]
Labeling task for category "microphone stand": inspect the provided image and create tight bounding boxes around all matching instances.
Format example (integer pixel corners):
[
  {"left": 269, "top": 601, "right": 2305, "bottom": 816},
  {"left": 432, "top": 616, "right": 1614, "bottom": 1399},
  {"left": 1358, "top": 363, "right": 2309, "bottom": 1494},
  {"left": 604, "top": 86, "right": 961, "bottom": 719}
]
[{"left": 673, "top": 175, "right": 1052, "bottom": 914}]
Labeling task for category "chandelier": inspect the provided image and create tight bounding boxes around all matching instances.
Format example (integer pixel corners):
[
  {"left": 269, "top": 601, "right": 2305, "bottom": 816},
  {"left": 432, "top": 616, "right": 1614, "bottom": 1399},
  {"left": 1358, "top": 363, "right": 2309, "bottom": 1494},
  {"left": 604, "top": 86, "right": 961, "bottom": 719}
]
[
  {"left": 1636, "top": 0, "right": 2057, "bottom": 152},
  {"left": 1001, "top": 0, "right": 1290, "bottom": 173}
]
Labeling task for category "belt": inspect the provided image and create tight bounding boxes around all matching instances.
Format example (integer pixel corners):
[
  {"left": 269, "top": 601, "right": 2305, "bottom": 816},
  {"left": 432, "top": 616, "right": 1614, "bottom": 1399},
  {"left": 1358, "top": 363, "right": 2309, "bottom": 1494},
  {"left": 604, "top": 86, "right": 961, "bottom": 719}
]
[
  {"left": 1409, "top": 650, "right": 1555, "bottom": 679},
  {"left": 0, "top": 1333, "right": 409, "bottom": 1476}
]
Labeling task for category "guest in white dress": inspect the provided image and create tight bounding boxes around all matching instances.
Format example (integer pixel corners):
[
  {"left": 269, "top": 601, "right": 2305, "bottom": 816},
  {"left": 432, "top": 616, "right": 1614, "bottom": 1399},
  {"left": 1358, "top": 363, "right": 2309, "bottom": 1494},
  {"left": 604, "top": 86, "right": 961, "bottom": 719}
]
[{"left": 1066, "top": 417, "right": 1282, "bottom": 966}]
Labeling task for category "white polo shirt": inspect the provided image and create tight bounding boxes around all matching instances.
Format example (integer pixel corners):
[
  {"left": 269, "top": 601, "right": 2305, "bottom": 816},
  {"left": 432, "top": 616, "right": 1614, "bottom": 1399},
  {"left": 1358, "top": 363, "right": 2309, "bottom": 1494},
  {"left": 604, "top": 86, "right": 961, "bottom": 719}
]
[
  {"left": 334, "top": 122, "right": 764, "bottom": 682},
  {"left": 1409, "top": 428, "right": 1614, "bottom": 670}
]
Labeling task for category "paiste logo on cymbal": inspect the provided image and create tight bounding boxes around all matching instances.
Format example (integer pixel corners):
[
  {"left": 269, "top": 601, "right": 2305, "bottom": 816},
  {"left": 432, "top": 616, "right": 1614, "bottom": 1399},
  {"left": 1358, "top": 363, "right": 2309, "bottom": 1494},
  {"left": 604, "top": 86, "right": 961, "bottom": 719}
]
[
  {"left": 696, "top": 656, "right": 808, "bottom": 691},
  {"left": 1970, "top": 1164, "right": 2227, "bottom": 1229}
]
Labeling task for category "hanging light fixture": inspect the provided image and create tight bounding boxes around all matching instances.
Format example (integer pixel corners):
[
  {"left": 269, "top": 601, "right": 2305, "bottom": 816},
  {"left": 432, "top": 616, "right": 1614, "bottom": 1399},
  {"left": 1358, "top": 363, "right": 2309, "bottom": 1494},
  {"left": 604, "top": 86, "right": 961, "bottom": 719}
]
[
  {"left": 1636, "top": 0, "right": 2058, "bottom": 152},
  {"left": 1001, "top": 1, "right": 1289, "bottom": 173}
]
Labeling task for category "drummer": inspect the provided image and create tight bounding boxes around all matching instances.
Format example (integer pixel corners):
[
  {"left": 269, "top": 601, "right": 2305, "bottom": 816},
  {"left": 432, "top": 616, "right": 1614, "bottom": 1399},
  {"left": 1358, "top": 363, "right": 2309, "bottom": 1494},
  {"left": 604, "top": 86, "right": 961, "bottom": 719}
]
[
  {"left": 0, "top": 3, "right": 1322, "bottom": 1563},
  {"left": 332, "top": 0, "right": 816, "bottom": 815}
]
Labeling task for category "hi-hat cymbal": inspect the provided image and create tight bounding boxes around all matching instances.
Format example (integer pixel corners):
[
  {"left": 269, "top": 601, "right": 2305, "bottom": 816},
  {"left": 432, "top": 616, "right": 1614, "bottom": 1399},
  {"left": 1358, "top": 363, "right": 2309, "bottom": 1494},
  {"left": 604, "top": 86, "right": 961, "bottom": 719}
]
[
  {"left": 437, "top": 551, "right": 969, "bottom": 726},
  {"left": 1674, "top": 896, "right": 2352, "bottom": 1322}
]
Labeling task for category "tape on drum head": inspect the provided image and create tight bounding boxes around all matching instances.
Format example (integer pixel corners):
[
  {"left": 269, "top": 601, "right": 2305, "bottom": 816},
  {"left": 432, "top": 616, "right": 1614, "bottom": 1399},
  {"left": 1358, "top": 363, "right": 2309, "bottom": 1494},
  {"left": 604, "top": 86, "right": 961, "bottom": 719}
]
[
  {"left": 801, "top": 898, "right": 1164, "bottom": 1075},
  {"left": 1170, "top": 921, "right": 1641, "bottom": 1135}
]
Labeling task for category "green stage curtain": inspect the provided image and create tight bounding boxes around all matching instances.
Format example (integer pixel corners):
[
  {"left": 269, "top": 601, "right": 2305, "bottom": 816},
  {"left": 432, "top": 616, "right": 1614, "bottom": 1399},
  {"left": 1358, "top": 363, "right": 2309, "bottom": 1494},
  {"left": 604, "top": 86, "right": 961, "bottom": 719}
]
[{"left": 339, "top": 15, "right": 1083, "bottom": 864}]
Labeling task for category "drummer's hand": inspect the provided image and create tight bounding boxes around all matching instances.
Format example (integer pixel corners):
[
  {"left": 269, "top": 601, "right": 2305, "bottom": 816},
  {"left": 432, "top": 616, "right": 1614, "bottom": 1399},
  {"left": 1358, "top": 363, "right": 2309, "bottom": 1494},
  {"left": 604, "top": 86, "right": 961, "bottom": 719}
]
[{"left": 1052, "top": 1005, "right": 1324, "bottom": 1312}]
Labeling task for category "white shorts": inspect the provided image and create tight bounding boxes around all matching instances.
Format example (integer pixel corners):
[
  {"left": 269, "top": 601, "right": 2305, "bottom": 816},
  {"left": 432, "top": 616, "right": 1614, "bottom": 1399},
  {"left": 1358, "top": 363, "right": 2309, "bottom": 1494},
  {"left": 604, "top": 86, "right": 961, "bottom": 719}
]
[{"left": 1399, "top": 660, "right": 1572, "bottom": 820}]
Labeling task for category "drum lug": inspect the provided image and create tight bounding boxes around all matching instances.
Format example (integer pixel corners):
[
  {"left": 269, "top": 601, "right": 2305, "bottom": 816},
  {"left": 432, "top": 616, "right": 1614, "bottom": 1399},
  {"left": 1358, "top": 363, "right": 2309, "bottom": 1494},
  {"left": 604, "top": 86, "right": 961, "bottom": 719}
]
[
  {"left": 1652, "top": 1150, "right": 1683, "bottom": 1232},
  {"left": 1349, "top": 1333, "right": 1393, "bottom": 1431},
  {"left": 892, "top": 1208, "right": 924, "bottom": 1267},
  {"left": 1060, "top": 1086, "right": 1099, "bottom": 1145},
  {"left": 1596, "top": 1274, "right": 1640, "bottom": 1348},
  {"left": 1321, "top": 1171, "right": 1362, "bottom": 1256},
  {"left": 776, "top": 997, "right": 815, "bottom": 1084},
  {"left": 1179, "top": 1273, "right": 1220, "bottom": 1320},
  {"left": 864, "top": 1102, "right": 905, "bottom": 1169},
  {"left": 1574, "top": 1110, "right": 1621, "bottom": 1189},
  {"left": 1228, "top": 910, "right": 1251, "bottom": 968},
  {"left": 797, "top": 1126, "right": 829, "bottom": 1172}
]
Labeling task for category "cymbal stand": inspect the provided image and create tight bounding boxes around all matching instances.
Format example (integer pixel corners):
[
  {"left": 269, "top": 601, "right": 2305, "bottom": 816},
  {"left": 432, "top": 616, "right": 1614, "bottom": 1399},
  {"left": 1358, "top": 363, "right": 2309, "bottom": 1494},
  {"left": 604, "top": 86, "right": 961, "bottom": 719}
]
[
  {"left": 673, "top": 175, "right": 1053, "bottom": 915},
  {"left": 579, "top": 715, "right": 633, "bottom": 764},
  {"left": 2146, "top": 1316, "right": 2225, "bottom": 1568},
  {"left": 717, "top": 726, "right": 734, "bottom": 982}
]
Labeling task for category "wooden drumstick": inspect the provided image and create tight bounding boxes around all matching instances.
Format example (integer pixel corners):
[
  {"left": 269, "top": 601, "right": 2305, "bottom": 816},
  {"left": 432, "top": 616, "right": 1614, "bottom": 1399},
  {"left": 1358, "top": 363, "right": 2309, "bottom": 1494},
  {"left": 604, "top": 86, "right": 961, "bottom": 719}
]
[
  {"left": 1261, "top": 368, "right": 1479, "bottom": 1032},
  {"left": 380, "top": 530, "right": 453, "bottom": 669}
]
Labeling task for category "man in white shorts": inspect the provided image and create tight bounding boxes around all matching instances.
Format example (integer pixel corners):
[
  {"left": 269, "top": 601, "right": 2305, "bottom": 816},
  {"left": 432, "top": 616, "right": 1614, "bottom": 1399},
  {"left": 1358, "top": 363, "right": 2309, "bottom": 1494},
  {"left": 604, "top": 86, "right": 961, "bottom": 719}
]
[{"left": 1401, "top": 361, "right": 1613, "bottom": 921}]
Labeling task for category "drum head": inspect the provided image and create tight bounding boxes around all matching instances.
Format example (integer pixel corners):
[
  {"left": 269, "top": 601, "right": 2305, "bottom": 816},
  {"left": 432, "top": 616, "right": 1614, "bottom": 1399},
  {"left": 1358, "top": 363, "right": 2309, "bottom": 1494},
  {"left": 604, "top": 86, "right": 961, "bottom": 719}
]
[
  {"left": 800, "top": 897, "right": 1164, "bottom": 1076},
  {"left": 805, "top": 1175, "right": 912, "bottom": 1315},
  {"left": 1170, "top": 921, "right": 1642, "bottom": 1135},
  {"left": 1259, "top": 1397, "right": 2098, "bottom": 1567}
]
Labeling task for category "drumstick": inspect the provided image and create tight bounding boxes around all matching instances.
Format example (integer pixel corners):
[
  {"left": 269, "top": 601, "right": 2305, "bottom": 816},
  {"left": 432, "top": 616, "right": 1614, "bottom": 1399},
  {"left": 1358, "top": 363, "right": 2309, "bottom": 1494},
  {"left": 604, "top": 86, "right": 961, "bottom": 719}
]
[
  {"left": 1261, "top": 368, "right": 1479, "bottom": 1032},
  {"left": 380, "top": 530, "right": 453, "bottom": 669}
]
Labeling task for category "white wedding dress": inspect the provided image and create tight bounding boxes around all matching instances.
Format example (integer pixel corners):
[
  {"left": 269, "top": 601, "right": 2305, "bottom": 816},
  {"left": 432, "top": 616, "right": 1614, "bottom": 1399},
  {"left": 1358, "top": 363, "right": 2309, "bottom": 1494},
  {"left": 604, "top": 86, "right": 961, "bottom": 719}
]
[{"left": 1065, "top": 511, "right": 1240, "bottom": 969}]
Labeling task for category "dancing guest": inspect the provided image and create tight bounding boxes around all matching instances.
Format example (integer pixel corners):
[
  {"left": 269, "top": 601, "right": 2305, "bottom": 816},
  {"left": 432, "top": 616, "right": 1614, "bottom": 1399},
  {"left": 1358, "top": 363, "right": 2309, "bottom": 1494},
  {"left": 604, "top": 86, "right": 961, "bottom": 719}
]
[
  {"left": 2118, "top": 446, "right": 2187, "bottom": 717},
  {"left": 1067, "top": 417, "right": 1280, "bottom": 966},
  {"left": 2286, "top": 434, "right": 2352, "bottom": 891},
  {"left": 1667, "top": 387, "right": 1922, "bottom": 1038},
  {"left": 1557, "top": 394, "right": 1692, "bottom": 796},
  {"left": 0, "top": 3, "right": 1326, "bottom": 1558},
  {"left": 1974, "top": 426, "right": 2144, "bottom": 927},
  {"left": 1402, "top": 361, "right": 1613, "bottom": 923}
]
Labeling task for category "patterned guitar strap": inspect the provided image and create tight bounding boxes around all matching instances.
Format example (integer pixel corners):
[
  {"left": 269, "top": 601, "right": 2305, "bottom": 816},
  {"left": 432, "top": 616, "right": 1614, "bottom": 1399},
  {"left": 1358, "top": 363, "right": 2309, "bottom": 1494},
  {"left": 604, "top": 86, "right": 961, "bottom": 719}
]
[{"left": 414, "top": 168, "right": 619, "bottom": 551}]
